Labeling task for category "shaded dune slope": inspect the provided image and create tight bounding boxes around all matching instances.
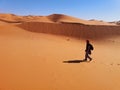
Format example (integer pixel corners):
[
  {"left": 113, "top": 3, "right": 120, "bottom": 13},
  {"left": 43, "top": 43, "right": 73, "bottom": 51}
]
[{"left": 18, "top": 22, "right": 120, "bottom": 40}]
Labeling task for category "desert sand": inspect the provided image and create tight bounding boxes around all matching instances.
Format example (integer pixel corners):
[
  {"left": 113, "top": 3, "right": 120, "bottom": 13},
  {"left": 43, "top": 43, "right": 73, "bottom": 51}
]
[{"left": 0, "top": 13, "right": 120, "bottom": 90}]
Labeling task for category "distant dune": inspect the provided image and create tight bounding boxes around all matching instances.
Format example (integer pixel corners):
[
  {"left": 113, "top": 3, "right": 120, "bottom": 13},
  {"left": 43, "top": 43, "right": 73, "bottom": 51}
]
[
  {"left": 0, "top": 13, "right": 120, "bottom": 40},
  {"left": 0, "top": 13, "right": 117, "bottom": 25},
  {"left": 0, "top": 13, "right": 53, "bottom": 23},
  {"left": 47, "top": 14, "right": 116, "bottom": 25}
]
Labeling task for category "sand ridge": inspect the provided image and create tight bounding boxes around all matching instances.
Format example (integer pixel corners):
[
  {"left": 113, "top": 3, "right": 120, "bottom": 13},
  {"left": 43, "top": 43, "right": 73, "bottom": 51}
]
[
  {"left": 0, "top": 13, "right": 117, "bottom": 25},
  {"left": 18, "top": 22, "right": 120, "bottom": 40},
  {"left": 47, "top": 14, "right": 116, "bottom": 25},
  {"left": 1, "top": 13, "right": 119, "bottom": 40}
]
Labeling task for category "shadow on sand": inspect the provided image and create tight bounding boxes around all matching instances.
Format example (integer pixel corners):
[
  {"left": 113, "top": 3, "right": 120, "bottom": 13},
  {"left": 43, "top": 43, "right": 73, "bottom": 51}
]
[{"left": 63, "top": 60, "right": 90, "bottom": 63}]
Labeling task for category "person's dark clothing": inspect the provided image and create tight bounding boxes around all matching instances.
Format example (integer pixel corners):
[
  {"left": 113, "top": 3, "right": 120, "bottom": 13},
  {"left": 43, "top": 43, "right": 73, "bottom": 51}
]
[
  {"left": 85, "top": 43, "right": 92, "bottom": 54},
  {"left": 84, "top": 41, "right": 93, "bottom": 61}
]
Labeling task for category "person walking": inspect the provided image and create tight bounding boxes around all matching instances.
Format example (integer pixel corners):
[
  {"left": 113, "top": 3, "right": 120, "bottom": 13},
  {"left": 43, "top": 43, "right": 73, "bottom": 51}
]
[{"left": 84, "top": 40, "right": 94, "bottom": 61}]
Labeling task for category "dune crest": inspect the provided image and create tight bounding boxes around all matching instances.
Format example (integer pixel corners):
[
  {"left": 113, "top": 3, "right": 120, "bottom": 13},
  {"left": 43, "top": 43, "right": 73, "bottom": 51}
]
[
  {"left": 47, "top": 14, "right": 116, "bottom": 25},
  {"left": 18, "top": 22, "right": 120, "bottom": 40},
  {"left": 0, "top": 13, "right": 117, "bottom": 25}
]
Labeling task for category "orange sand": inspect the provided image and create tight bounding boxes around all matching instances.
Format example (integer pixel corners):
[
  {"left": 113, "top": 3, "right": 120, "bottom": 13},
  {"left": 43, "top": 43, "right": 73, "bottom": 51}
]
[{"left": 0, "top": 14, "right": 120, "bottom": 90}]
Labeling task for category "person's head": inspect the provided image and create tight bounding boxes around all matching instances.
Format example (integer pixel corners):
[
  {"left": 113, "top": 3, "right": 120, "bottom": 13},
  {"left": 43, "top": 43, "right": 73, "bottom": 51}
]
[{"left": 86, "top": 40, "right": 90, "bottom": 44}]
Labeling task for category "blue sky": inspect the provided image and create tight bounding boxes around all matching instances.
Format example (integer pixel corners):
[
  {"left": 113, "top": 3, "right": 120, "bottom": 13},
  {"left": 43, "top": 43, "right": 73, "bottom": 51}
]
[{"left": 0, "top": 0, "right": 120, "bottom": 21}]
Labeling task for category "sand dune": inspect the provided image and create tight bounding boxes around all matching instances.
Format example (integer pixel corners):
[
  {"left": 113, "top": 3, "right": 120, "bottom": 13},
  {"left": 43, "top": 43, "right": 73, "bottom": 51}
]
[
  {"left": 0, "top": 13, "right": 54, "bottom": 23},
  {"left": 0, "top": 13, "right": 53, "bottom": 23},
  {"left": 0, "top": 20, "right": 7, "bottom": 25},
  {"left": 18, "top": 22, "right": 120, "bottom": 40},
  {"left": 0, "top": 24, "right": 120, "bottom": 90},
  {"left": 1, "top": 13, "right": 119, "bottom": 40},
  {"left": 0, "top": 13, "right": 117, "bottom": 25},
  {"left": 0, "top": 13, "right": 120, "bottom": 90},
  {"left": 47, "top": 14, "right": 116, "bottom": 25},
  {"left": 0, "top": 14, "right": 21, "bottom": 22}
]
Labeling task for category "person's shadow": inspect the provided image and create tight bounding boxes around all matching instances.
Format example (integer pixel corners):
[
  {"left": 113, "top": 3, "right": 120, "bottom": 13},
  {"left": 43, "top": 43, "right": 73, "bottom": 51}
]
[{"left": 63, "top": 60, "right": 90, "bottom": 63}]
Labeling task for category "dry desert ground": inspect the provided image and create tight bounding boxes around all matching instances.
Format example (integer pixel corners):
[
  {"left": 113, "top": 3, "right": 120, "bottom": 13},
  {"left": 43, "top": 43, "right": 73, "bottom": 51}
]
[{"left": 0, "top": 14, "right": 120, "bottom": 90}]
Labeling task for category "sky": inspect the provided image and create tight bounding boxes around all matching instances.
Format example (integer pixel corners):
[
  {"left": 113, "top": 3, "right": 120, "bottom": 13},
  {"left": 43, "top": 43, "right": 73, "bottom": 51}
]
[{"left": 0, "top": 0, "right": 120, "bottom": 21}]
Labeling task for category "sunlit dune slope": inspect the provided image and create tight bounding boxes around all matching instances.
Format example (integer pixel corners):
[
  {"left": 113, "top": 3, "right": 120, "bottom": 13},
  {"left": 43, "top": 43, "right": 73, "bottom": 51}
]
[
  {"left": 0, "top": 23, "right": 120, "bottom": 90},
  {"left": 0, "top": 13, "right": 53, "bottom": 23},
  {"left": 0, "top": 13, "right": 120, "bottom": 90},
  {"left": 0, "top": 14, "right": 22, "bottom": 23}
]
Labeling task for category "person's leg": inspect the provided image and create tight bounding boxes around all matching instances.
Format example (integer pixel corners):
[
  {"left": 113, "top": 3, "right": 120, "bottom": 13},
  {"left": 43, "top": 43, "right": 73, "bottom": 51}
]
[
  {"left": 87, "top": 54, "right": 92, "bottom": 61},
  {"left": 84, "top": 52, "right": 88, "bottom": 61}
]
